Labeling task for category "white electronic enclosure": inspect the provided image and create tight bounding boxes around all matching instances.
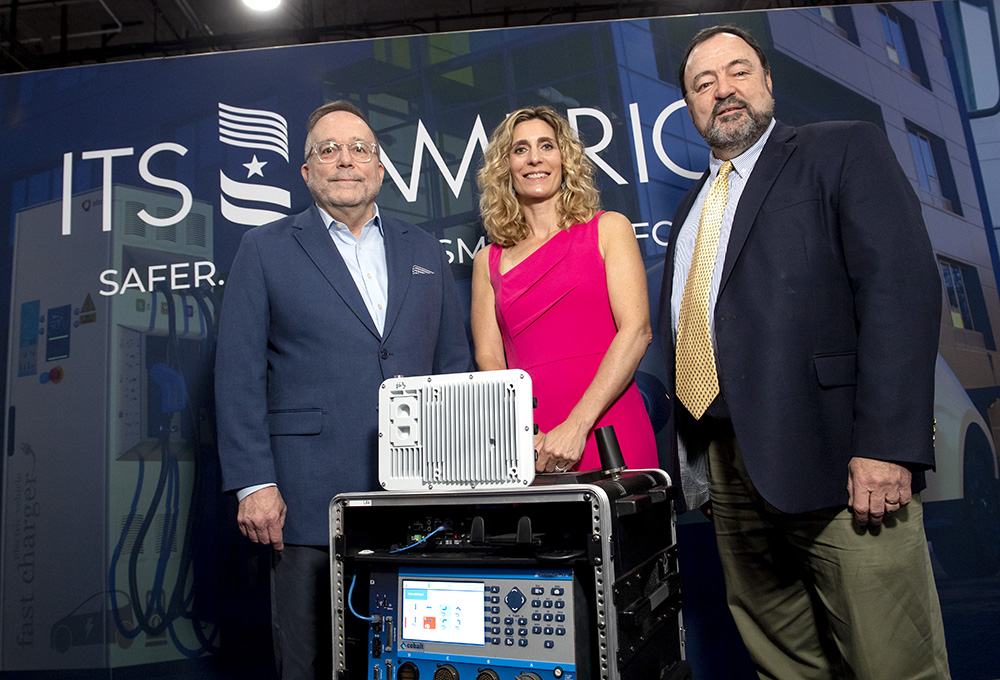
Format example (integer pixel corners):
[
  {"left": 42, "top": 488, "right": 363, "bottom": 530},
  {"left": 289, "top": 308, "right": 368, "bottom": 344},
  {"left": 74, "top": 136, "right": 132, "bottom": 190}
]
[{"left": 377, "top": 370, "right": 536, "bottom": 491}]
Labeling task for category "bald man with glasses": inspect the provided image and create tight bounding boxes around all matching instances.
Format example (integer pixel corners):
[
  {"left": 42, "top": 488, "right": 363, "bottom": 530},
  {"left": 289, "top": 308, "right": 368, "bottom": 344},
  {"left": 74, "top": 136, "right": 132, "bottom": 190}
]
[{"left": 215, "top": 101, "right": 472, "bottom": 680}]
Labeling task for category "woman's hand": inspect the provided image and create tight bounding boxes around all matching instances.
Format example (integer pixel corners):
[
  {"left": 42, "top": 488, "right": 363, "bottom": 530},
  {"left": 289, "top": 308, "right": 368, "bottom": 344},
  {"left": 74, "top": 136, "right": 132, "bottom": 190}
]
[{"left": 534, "top": 417, "right": 588, "bottom": 473}]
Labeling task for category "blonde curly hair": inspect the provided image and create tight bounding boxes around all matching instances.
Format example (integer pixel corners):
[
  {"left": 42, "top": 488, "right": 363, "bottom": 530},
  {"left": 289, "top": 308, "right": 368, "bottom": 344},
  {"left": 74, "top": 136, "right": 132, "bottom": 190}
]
[{"left": 477, "top": 106, "right": 601, "bottom": 247}]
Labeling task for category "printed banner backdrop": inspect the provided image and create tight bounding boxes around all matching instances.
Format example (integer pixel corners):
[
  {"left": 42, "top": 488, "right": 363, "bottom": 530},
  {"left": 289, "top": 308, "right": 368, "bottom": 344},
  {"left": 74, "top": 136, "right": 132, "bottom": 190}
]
[{"left": 1, "top": 3, "right": 999, "bottom": 678}]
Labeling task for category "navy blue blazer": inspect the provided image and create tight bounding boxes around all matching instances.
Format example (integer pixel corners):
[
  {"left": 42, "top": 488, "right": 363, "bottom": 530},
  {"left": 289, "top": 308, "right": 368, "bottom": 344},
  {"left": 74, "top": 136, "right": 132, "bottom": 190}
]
[
  {"left": 215, "top": 205, "right": 473, "bottom": 545},
  {"left": 658, "top": 120, "right": 941, "bottom": 514}
]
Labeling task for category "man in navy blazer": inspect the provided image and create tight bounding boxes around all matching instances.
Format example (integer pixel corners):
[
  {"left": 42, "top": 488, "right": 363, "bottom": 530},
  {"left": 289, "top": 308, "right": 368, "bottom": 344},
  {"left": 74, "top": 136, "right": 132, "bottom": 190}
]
[
  {"left": 215, "top": 101, "right": 472, "bottom": 679},
  {"left": 658, "top": 26, "right": 949, "bottom": 678}
]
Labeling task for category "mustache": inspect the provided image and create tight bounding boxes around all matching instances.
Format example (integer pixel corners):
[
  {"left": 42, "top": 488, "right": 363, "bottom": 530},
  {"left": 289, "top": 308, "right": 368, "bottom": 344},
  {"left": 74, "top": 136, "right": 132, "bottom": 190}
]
[{"left": 712, "top": 97, "right": 750, "bottom": 117}]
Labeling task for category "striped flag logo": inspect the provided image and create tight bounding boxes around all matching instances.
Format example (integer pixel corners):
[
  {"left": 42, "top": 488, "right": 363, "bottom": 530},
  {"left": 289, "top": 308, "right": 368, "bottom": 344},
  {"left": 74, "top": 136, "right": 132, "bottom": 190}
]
[
  {"left": 219, "top": 102, "right": 289, "bottom": 160},
  {"left": 218, "top": 102, "right": 292, "bottom": 227}
]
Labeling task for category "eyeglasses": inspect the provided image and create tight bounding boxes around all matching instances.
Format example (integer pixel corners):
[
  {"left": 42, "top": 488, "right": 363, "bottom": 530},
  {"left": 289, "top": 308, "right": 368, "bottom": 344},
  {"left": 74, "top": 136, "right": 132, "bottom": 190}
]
[{"left": 309, "top": 140, "right": 378, "bottom": 164}]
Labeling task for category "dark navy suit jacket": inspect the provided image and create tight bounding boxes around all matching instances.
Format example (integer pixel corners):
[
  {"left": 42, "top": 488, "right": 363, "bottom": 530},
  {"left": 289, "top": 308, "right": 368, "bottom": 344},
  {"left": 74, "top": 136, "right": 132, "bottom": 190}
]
[
  {"left": 215, "top": 205, "right": 472, "bottom": 545},
  {"left": 658, "top": 120, "right": 941, "bottom": 513}
]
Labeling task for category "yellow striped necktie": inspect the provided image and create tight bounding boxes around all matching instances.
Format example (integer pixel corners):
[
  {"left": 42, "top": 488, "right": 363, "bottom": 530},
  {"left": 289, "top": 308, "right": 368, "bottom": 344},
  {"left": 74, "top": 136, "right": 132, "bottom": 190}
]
[{"left": 676, "top": 160, "right": 734, "bottom": 419}]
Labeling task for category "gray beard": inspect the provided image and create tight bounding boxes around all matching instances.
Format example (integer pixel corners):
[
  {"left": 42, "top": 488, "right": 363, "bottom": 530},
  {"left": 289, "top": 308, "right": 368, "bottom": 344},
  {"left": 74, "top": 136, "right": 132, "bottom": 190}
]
[{"left": 703, "top": 99, "right": 773, "bottom": 155}]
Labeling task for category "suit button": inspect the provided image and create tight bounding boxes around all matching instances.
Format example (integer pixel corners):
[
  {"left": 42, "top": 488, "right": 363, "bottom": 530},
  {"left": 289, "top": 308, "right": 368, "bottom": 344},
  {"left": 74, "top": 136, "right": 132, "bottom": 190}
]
[{"left": 380, "top": 349, "right": 389, "bottom": 359}]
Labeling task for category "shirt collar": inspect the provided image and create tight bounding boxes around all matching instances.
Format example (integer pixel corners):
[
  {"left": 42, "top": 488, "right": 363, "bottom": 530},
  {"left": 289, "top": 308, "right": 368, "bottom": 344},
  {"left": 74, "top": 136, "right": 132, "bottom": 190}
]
[
  {"left": 708, "top": 117, "right": 776, "bottom": 179},
  {"left": 315, "top": 203, "right": 384, "bottom": 237}
]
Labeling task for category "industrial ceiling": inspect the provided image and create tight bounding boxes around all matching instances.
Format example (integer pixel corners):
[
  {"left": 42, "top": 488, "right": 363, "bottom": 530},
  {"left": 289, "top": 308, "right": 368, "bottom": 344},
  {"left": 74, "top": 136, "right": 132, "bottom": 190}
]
[{"left": 1, "top": 0, "right": 876, "bottom": 74}]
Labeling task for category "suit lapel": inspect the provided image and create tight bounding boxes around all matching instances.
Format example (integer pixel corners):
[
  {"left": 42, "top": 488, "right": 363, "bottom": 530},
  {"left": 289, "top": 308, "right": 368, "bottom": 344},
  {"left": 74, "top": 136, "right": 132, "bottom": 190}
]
[
  {"left": 381, "top": 217, "right": 413, "bottom": 340},
  {"left": 718, "top": 122, "right": 797, "bottom": 297},
  {"left": 292, "top": 205, "right": 380, "bottom": 338}
]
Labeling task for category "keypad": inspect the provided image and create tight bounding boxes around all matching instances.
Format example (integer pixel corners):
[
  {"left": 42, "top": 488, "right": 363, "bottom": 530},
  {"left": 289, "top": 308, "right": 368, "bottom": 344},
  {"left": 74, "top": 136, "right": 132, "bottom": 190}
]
[
  {"left": 478, "top": 579, "right": 572, "bottom": 654},
  {"left": 504, "top": 588, "right": 527, "bottom": 612}
]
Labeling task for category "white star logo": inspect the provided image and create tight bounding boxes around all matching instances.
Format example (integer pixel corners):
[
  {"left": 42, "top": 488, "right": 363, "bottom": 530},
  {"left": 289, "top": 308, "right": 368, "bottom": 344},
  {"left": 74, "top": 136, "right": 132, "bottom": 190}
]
[{"left": 243, "top": 155, "right": 267, "bottom": 178}]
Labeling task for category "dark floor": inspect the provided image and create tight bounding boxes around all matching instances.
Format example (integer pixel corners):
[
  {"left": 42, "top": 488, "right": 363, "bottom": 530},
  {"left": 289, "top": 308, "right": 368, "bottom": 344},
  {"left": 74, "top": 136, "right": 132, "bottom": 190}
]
[{"left": 933, "top": 560, "right": 1000, "bottom": 679}]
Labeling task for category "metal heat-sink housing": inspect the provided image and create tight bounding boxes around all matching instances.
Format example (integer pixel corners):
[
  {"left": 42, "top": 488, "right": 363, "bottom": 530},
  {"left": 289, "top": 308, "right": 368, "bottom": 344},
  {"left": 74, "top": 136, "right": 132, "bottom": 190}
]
[{"left": 377, "top": 370, "right": 535, "bottom": 491}]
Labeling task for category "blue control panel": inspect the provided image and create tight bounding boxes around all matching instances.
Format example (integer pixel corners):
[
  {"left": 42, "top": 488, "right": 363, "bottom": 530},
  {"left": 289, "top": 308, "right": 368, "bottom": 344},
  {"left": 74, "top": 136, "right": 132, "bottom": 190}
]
[{"left": 363, "top": 565, "right": 579, "bottom": 680}]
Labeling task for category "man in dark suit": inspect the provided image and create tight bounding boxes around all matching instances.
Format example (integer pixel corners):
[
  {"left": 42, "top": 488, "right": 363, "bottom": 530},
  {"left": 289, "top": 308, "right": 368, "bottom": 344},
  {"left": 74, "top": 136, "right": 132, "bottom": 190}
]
[
  {"left": 658, "top": 26, "right": 950, "bottom": 678},
  {"left": 215, "top": 100, "right": 473, "bottom": 679}
]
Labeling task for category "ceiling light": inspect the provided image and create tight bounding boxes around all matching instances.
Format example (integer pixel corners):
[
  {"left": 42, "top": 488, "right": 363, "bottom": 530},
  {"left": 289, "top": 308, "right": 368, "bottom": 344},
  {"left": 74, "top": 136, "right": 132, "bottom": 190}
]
[{"left": 244, "top": 0, "right": 281, "bottom": 10}]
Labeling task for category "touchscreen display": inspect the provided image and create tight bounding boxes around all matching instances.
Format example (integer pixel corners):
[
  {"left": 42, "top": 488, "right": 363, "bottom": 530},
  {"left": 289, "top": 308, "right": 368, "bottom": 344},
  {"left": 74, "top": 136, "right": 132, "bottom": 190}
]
[{"left": 400, "top": 579, "right": 485, "bottom": 646}]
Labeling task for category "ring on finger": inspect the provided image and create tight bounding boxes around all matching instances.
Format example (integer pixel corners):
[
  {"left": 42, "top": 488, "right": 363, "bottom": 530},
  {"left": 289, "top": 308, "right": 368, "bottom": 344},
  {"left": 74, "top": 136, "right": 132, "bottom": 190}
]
[{"left": 554, "top": 464, "right": 567, "bottom": 473}]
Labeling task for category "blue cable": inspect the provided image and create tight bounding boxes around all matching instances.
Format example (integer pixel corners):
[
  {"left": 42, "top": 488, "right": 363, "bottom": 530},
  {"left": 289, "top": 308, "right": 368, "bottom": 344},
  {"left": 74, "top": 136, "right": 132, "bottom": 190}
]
[
  {"left": 345, "top": 526, "right": 447, "bottom": 623},
  {"left": 108, "top": 458, "right": 145, "bottom": 640},
  {"left": 148, "top": 290, "right": 158, "bottom": 331},
  {"left": 348, "top": 574, "right": 378, "bottom": 622},
  {"left": 389, "top": 525, "right": 446, "bottom": 553},
  {"left": 150, "top": 448, "right": 178, "bottom": 619}
]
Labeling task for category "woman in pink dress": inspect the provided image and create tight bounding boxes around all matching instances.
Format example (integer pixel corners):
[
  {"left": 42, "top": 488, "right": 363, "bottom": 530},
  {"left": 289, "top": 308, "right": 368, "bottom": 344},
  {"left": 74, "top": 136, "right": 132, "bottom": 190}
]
[{"left": 472, "top": 106, "right": 657, "bottom": 474}]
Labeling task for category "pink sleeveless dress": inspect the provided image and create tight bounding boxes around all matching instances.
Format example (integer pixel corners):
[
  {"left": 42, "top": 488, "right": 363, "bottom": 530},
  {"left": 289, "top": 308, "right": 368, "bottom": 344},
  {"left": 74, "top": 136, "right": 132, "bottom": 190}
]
[{"left": 488, "top": 212, "right": 658, "bottom": 472}]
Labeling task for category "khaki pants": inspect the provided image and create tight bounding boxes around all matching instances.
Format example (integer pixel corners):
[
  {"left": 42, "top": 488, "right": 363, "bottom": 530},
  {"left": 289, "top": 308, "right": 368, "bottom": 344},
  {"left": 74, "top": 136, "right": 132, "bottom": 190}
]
[{"left": 707, "top": 436, "right": 950, "bottom": 680}]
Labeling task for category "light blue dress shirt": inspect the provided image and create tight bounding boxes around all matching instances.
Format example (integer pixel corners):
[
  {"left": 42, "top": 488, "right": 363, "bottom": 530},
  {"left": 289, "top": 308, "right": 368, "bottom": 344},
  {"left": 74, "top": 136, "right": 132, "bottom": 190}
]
[
  {"left": 317, "top": 203, "right": 389, "bottom": 336},
  {"left": 670, "top": 119, "right": 776, "bottom": 341}
]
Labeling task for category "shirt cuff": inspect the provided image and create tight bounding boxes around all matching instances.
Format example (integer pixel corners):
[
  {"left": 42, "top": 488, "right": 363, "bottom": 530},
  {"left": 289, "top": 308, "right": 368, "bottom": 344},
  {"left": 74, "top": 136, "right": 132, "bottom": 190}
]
[{"left": 237, "top": 482, "right": 277, "bottom": 502}]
